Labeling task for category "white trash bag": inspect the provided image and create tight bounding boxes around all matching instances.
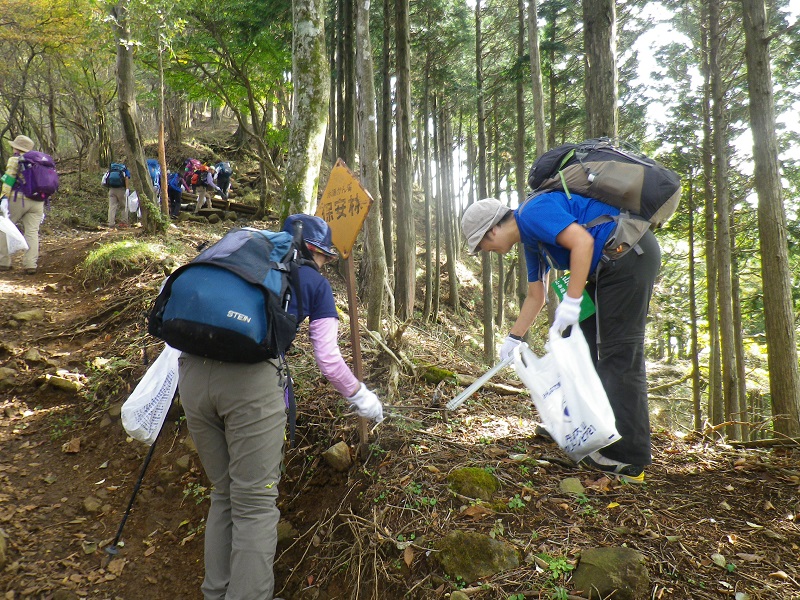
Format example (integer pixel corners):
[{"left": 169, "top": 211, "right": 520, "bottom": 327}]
[
  {"left": 0, "top": 215, "right": 29, "bottom": 255},
  {"left": 121, "top": 344, "right": 180, "bottom": 445},
  {"left": 514, "top": 326, "right": 620, "bottom": 462},
  {"left": 126, "top": 190, "right": 140, "bottom": 214}
]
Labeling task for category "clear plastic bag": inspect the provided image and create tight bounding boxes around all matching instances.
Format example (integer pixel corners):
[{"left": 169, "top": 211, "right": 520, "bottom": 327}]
[
  {"left": 514, "top": 327, "right": 620, "bottom": 462},
  {"left": 0, "top": 215, "right": 29, "bottom": 255},
  {"left": 121, "top": 345, "right": 180, "bottom": 445}
]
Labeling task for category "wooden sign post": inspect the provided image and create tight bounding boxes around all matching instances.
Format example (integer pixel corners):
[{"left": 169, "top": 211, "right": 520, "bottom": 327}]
[{"left": 316, "top": 159, "right": 374, "bottom": 456}]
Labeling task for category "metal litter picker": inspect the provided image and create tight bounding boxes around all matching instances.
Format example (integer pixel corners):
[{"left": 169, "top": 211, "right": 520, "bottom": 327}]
[{"left": 446, "top": 350, "right": 520, "bottom": 411}]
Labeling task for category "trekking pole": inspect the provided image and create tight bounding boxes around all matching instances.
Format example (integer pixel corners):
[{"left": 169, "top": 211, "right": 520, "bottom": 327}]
[
  {"left": 445, "top": 350, "right": 520, "bottom": 411},
  {"left": 105, "top": 427, "right": 163, "bottom": 557}
]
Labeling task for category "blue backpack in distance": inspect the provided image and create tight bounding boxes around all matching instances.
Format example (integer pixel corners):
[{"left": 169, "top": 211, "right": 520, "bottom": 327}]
[
  {"left": 106, "top": 163, "right": 126, "bottom": 188},
  {"left": 147, "top": 226, "right": 313, "bottom": 363}
]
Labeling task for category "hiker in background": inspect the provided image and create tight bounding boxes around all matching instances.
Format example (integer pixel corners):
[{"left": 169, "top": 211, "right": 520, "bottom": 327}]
[
  {"left": 0, "top": 135, "right": 42, "bottom": 275},
  {"left": 192, "top": 164, "right": 221, "bottom": 214},
  {"left": 146, "top": 158, "right": 161, "bottom": 197},
  {"left": 103, "top": 161, "right": 130, "bottom": 228},
  {"left": 461, "top": 196, "right": 661, "bottom": 483},
  {"left": 213, "top": 160, "right": 233, "bottom": 201},
  {"left": 178, "top": 214, "right": 384, "bottom": 600},
  {"left": 167, "top": 170, "right": 190, "bottom": 218}
]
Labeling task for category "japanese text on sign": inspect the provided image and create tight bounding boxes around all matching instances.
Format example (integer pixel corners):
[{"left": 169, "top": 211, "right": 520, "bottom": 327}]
[{"left": 316, "top": 159, "right": 373, "bottom": 259}]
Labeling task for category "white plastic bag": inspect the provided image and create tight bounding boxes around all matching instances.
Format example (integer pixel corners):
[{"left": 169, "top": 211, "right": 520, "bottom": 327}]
[
  {"left": 121, "top": 344, "right": 180, "bottom": 445},
  {"left": 0, "top": 215, "right": 29, "bottom": 255},
  {"left": 126, "top": 190, "right": 139, "bottom": 213},
  {"left": 514, "top": 327, "right": 620, "bottom": 462}
]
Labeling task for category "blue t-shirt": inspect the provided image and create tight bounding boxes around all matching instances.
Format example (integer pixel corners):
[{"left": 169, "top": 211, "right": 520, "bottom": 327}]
[
  {"left": 287, "top": 264, "right": 339, "bottom": 323},
  {"left": 517, "top": 191, "right": 619, "bottom": 282}
]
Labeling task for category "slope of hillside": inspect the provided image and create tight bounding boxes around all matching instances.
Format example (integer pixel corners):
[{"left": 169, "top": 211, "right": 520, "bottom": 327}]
[{"left": 0, "top": 164, "right": 798, "bottom": 600}]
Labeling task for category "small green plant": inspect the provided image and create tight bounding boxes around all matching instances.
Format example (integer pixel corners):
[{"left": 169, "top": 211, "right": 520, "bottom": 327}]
[
  {"left": 373, "top": 490, "right": 388, "bottom": 503},
  {"left": 549, "top": 586, "right": 569, "bottom": 600},
  {"left": 507, "top": 494, "right": 526, "bottom": 510},
  {"left": 50, "top": 414, "right": 77, "bottom": 440},
  {"left": 182, "top": 482, "right": 209, "bottom": 506},
  {"left": 404, "top": 481, "right": 437, "bottom": 508},
  {"left": 519, "top": 464, "right": 530, "bottom": 476},
  {"left": 508, "top": 594, "right": 525, "bottom": 600},
  {"left": 489, "top": 519, "right": 505, "bottom": 539}
]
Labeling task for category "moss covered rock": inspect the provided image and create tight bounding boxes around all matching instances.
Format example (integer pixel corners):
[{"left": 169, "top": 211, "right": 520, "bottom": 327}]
[
  {"left": 447, "top": 467, "right": 500, "bottom": 501},
  {"left": 571, "top": 546, "right": 650, "bottom": 600},
  {"left": 433, "top": 530, "right": 520, "bottom": 584}
]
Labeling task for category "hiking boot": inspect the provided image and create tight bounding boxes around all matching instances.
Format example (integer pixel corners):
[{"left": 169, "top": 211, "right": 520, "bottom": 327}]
[
  {"left": 580, "top": 451, "right": 645, "bottom": 484},
  {"left": 25, "top": 268, "right": 37, "bottom": 275}
]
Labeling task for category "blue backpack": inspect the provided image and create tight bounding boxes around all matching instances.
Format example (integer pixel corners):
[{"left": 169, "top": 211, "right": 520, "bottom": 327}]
[
  {"left": 147, "top": 226, "right": 313, "bottom": 363},
  {"left": 106, "top": 163, "right": 126, "bottom": 188},
  {"left": 146, "top": 159, "right": 161, "bottom": 190}
]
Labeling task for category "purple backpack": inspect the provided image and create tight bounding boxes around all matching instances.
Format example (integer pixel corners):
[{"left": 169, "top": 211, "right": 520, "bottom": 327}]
[{"left": 13, "top": 151, "right": 59, "bottom": 203}]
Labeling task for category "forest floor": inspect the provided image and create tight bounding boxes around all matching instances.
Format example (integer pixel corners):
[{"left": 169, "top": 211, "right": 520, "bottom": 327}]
[{"left": 0, "top": 169, "right": 799, "bottom": 600}]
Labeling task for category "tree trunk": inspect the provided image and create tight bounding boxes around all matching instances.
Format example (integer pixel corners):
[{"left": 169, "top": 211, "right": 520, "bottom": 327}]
[
  {"left": 742, "top": 0, "right": 800, "bottom": 436},
  {"left": 700, "top": 2, "right": 722, "bottom": 426},
  {"left": 527, "top": 0, "right": 546, "bottom": 157},
  {"left": 284, "top": 0, "right": 330, "bottom": 215},
  {"left": 394, "top": 0, "right": 415, "bottom": 320},
  {"left": 476, "top": 0, "right": 494, "bottom": 364},
  {"left": 343, "top": 0, "right": 356, "bottom": 166},
  {"left": 380, "top": 0, "right": 394, "bottom": 279},
  {"left": 688, "top": 177, "right": 702, "bottom": 431},
  {"left": 432, "top": 95, "right": 442, "bottom": 319},
  {"left": 111, "top": 0, "right": 163, "bottom": 234},
  {"left": 710, "top": 0, "right": 739, "bottom": 439},
  {"left": 422, "top": 60, "right": 433, "bottom": 320},
  {"left": 442, "top": 108, "right": 459, "bottom": 312},
  {"left": 582, "top": 0, "right": 617, "bottom": 139},
  {"left": 356, "top": 0, "right": 390, "bottom": 331}
]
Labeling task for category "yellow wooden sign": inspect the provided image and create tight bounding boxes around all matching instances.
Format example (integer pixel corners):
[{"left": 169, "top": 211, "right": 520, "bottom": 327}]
[{"left": 316, "top": 159, "right": 373, "bottom": 259}]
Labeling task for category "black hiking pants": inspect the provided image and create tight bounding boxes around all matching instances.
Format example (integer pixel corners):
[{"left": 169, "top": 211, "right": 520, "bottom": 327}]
[{"left": 580, "top": 229, "right": 661, "bottom": 466}]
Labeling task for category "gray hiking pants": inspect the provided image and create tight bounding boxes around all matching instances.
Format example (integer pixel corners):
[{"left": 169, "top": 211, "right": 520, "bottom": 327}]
[
  {"left": 179, "top": 354, "right": 286, "bottom": 600},
  {"left": 0, "top": 196, "right": 43, "bottom": 270}
]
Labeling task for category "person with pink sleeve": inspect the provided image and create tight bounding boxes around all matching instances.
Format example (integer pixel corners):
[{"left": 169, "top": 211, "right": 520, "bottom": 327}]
[{"left": 178, "top": 214, "right": 383, "bottom": 600}]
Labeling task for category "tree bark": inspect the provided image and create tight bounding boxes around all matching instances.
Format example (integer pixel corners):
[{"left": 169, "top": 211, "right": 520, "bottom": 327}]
[
  {"left": 394, "top": 0, "right": 415, "bottom": 320},
  {"left": 742, "top": 0, "right": 800, "bottom": 436},
  {"left": 380, "top": 0, "right": 394, "bottom": 279},
  {"left": 582, "top": 0, "right": 617, "bottom": 139},
  {"left": 710, "top": 0, "right": 739, "bottom": 439},
  {"left": 356, "top": 0, "right": 390, "bottom": 331},
  {"left": 476, "top": 0, "right": 494, "bottom": 364},
  {"left": 284, "top": 0, "right": 330, "bottom": 215},
  {"left": 111, "top": 0, "right": 163, "bottom": 234}
]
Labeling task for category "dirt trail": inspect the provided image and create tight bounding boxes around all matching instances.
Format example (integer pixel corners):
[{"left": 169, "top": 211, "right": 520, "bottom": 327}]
[{"left": 1, "top": 228, "right": 800, "bottom": 600}]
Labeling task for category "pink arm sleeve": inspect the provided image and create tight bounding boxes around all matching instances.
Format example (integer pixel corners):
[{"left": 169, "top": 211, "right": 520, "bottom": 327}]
[{"left": 309, "top": 317, "right": 360, "bottom": 397}]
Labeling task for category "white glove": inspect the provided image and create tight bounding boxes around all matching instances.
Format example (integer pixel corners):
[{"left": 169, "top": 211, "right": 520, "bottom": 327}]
[
  {"left": 347, "top": 383, "right": 384, "bottom": 423},
  {"left": 0, "top": 196, "right": 8, "bottom": 218},
  {"left": 553, "top": 294, "right": 583, "bottom": 334},
  {"left": 500, "top": 335, "right": 523, "bottom": 360}
]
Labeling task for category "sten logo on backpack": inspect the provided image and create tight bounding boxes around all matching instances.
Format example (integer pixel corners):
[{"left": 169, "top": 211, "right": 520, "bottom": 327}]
[
  {"left": 13, "top": 151, "right": 59, "bottom": 203},
  {"left": 527, "top": 138, "right": 681, "bottom": 228},
  {"left": 147, "top": 226, "right": 311, "bottom": 363},
  {"left": 105, "top": 163, "right": 127, "bottom": 188}
]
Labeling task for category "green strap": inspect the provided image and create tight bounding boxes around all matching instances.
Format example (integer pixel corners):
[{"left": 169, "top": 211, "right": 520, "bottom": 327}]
[{"left": 557, "top": 149, "right": 574, "bottom": 199}]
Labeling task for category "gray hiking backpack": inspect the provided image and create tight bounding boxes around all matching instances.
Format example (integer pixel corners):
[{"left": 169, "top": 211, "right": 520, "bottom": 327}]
[{"left": 527, "top": 138, "right": 681, "bottom": 228}]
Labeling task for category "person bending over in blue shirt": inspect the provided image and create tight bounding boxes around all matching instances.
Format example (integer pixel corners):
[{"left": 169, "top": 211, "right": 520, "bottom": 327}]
[{"left": 461, "top": 194, "right": 661, "bottom": 483}]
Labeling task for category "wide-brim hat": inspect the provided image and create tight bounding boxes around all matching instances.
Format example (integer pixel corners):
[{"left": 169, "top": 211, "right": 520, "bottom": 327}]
[
  {"left": 283, "top": 214, "right": 338, "bottom": 257},
  {"left": 8, "top": 135, "right": 34, "bottom": 153},
  {"left": 461, "top": 198, "right": 513, "bottom": 255}
]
